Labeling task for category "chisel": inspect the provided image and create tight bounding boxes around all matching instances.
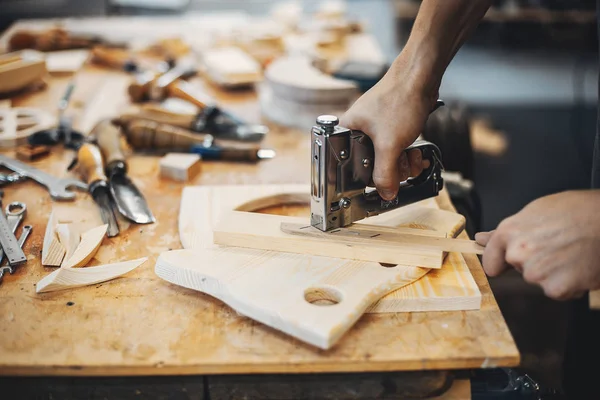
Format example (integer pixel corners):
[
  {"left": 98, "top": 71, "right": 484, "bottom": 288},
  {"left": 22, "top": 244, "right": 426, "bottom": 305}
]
[
  {"left": 76, "top": 143, "right": 120, "bottom": 237},
  {"left": 94, "top": 119, "right": 155, "bottom": 224}
]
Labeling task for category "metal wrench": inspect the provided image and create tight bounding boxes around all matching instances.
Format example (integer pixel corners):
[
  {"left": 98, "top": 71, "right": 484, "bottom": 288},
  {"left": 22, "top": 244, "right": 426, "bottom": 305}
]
[
  {"left": 0, "top": 225, "right": 32, "bottom": 281},
  {"left": 0, "top": 155, "right": 87, "bottom": 201},
  {"left": 0, "top": 202, "right": 26, "bottom": 265}
]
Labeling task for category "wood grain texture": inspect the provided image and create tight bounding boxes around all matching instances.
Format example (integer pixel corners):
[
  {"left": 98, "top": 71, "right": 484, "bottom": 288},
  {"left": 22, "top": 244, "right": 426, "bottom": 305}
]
[
  {"left": 156, "top": 248, "right": 430, "bottom": 349},
  {"left": 214, "top": 211, "right": 444, "bottom": 268},
  {"left": 41, "top": 211, "right": 65, "bottom": 267},
  {"left": 63, "top": 224, "right": 107, "bottom": 268},
  {"left": 55, "top": 223, "right": 80, "bottom": 268},
  {"left": 179, "top": 184, "right": 480, "bottom": 315},
  {"left": 36, "top": 257, "right": 147, "bottom": 293},
  {"left": 280, "top": 222, "right": 485, "bottom": 255},
  {"left": 0, "top": 21, "right": 518, "bottom": 374}
]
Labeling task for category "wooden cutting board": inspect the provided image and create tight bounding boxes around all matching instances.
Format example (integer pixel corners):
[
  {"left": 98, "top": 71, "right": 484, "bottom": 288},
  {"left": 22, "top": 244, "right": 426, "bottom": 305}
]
[
  {"left": 176, "top": 184, "right": 481, "bottom": 314},
  {"left": 158, "top": 185, "right": 481, "bottom": 349}
]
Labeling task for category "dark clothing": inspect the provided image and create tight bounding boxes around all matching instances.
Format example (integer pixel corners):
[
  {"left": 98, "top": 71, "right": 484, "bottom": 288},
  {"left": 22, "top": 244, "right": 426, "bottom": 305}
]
[
  {"left": 561, "top": 5, "right": 600, "bottom": 398},
  {"left": 594, "top": 121, "right": 600, "bottom": 188}
]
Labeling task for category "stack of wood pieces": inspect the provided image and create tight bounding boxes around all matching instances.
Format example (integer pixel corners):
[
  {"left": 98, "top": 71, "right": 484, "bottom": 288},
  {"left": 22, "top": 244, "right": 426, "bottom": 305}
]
[
  {"left": 38, "top": 210, "right": 146, "bottom": 293},
  {"left": 258, "top": 55, "right": 359, "bottom": 129},
  {"left": 0, "top": 50, "right": 47, "bottom": 95},
  {"left": 155, "top": 184, "right": 482, "bottom": 350}
]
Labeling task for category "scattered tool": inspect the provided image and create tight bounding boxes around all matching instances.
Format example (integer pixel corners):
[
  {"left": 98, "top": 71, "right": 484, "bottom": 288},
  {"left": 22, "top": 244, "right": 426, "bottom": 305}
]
[
  {"left": 0, "top": 107, "right": 55, "bottom": 148},
  {"left": 94, "top": 120, "right": 155, "bottom": 224},
  {"left": 90, "top": 46, "right": 139, "bottom": 73},
  {"left": 189, "top": 143, "right": 275, "bottom": 162},
  {"left": 0, "top": 154, "right": 87, "bottom": 200},
  {"left": 127, "top": 62, "right": 196, "bottom": 103},
  {"left": 28, "top": 80, "right": 85, "bottom": 149},
  {"left": 0, "top": 197, "right": 26, "bottom": 268},
  {"left": 0, "top": 202, "right": 26, "bottom": 265},
  {"left": 74, "top": 143, "right": 120, "bottom": 237},
  {"left": 117, "top": 119, "right": 275, "bottom": 162},
  {"left": 90, "top": 46, "right": 174, "bottom": 74},
  {"left": 0, "top": 225, "right": 32, "bottom": 282},
  {"left": 127, "top": 69, "right": 268, "bottom": 142},
  {"left": 0, "top": 172, "right": 25, "bottom": 187},
  {"left": 8, "top": 27, "right": 126, "bottom": 52},
  {"left": 309, "top": 106, "right": 444, "bottom": 232}
]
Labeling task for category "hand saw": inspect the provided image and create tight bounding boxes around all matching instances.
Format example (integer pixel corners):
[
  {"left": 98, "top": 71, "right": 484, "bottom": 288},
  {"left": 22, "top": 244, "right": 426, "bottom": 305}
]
[{"left": 310, "top": 103, "right": 445, "bottom": 232}]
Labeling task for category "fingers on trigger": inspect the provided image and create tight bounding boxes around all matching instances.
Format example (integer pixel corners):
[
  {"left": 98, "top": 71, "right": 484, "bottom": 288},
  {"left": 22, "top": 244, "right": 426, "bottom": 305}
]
[
  {"left": 398, "top": 152, "right": 410, "bottom": 181},
  {"left": 407, "top": 149, "right": 423, "bottom": 177}
]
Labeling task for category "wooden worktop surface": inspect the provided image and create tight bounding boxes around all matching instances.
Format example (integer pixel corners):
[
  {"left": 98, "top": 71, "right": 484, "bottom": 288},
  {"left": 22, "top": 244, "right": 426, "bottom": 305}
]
[{"left": 0, "top": 18, "right": 519, "bottom": 376}]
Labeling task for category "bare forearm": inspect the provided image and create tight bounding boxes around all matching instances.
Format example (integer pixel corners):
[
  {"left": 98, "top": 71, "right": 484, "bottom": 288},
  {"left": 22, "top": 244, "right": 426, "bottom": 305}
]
[{"left": 389, "top": 0, "right": 492, "bottom": 98}]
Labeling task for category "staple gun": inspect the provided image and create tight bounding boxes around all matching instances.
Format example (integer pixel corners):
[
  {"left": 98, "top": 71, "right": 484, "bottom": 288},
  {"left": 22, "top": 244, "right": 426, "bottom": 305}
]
[{"left": 310, "top": 104, "right": 445, "bottom": 232}]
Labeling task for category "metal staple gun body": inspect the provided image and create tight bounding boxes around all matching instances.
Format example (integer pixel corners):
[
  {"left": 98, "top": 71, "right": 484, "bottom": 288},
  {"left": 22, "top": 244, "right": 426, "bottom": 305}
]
[{"left": 310, "top": 111, "right": 444, "bottom": 232}]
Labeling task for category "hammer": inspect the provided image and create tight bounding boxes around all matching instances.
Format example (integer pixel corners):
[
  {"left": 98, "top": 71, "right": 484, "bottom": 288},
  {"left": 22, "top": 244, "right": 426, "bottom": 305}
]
[{"left": 127, "top": 62, "right": 198, "bottom": 103}]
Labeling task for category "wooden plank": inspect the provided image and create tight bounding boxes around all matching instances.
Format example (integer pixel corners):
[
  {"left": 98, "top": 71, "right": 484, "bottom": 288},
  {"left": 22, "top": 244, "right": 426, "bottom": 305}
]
[
  {"left": 213, "top": 211, "right": 445, "bottom": 269},
  {"left": 179, "top": 184, "right": 480, "bottom": 315},
  {"left": 280, "top": 222, "right": 485, "bottom": 255}
]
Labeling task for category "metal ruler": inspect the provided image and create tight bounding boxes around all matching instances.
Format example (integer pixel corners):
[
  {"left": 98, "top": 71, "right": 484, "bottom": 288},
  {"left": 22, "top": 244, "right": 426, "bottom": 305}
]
[{"left": 0, "top": 207, "right": 26, "bottom": 266}]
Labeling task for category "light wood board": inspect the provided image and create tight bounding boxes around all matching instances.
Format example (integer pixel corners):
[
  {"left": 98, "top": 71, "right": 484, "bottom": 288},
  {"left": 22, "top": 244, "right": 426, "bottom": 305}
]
[
  {"left": 178, "top": 184, "right": 481, "bottom": 314},
  {"left": 156, "top": 248, "right": 431, "bottom": 349},
  {"left": 214, "top": 211, "right": 445, "bottom": 268}
]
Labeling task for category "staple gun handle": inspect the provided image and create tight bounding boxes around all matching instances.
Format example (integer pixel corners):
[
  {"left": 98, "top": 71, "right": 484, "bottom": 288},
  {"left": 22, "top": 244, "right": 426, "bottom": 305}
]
[{"left": 403, "top": 140, "right": 442, "bottom": 186}]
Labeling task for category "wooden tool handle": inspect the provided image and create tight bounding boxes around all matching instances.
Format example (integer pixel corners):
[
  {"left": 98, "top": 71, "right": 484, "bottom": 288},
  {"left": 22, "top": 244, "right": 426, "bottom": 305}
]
[
  {"left": 208, "top": 147, "right": 260, "bottom": 162},
  {"left": 166, "top": 80, "right": 212, "bottom": 110},
  {"left": 93, "top": 119, "right": 125, "bottom": 168},
  {"left": 77, "top": 143, "right": 107, "bottom": 184},
  {"left": 123, "top": 119, "right": 207, "bottom": 150},
  {"left": 128, "top": 71, "right": 158, "bottom": 102},
  {"left": 138, "top": 104, "right": 196, "bottom": 127},
  {"left": 91, "top": 46, "right": 133, "bottom": 70}
]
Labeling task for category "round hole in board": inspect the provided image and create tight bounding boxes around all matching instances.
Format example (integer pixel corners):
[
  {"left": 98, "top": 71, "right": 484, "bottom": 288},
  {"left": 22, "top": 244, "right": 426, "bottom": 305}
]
[
  {"left": 304, "top": 286, "right": 343, "bottom": 306},
  {"left": 379, "top": 263, "right": 398, "bottom": 268}
]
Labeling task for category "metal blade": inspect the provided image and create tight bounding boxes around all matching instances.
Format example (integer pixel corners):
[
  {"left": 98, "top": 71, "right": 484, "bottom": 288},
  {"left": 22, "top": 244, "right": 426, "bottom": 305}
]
[
  {"left": 91, "top": 186, "right": 120, "bottom": 237},
  {"left": 109, "top": 174, "right": 155, "bottom": 224}
]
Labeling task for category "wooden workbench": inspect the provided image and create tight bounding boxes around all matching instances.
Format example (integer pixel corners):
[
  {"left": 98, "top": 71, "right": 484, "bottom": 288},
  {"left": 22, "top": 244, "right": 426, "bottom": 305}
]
[{"left": 0, "top": 16, "right": 519, "bottom": 399}]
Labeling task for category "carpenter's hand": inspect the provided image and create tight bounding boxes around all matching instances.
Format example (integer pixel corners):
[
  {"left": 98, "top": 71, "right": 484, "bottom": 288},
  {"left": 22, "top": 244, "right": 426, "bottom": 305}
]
[
  {"left": 475, "top": 190, "right": 600, "bottom": 300},
  {"left": 339, "top": 67, "right": 438, "bottom": 200}
]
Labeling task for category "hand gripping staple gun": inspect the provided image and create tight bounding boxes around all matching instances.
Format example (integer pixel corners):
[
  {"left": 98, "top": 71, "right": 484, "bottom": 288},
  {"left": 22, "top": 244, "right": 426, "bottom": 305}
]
[{"left": 310, "top": 111, "right": 444, "bottom": 232}]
